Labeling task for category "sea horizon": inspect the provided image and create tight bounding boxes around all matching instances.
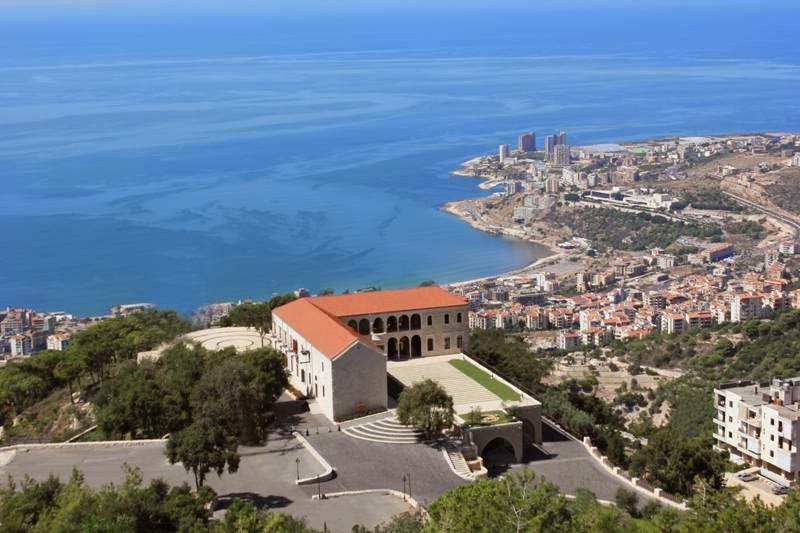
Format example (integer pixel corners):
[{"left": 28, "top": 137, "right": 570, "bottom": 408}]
[{"left": 3, "top": 6, "right": 800, "bottom": 315}]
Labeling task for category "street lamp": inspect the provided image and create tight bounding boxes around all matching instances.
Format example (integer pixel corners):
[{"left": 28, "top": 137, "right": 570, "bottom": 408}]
[
  {"left": 296, "top": 458, "right": 300, "bottom": 481},
  {"left": 402, "top": 474, "right": 407, "bottom": 501}
]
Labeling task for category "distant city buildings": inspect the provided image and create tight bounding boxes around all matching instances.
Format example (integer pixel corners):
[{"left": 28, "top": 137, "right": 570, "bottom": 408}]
[
  {"left": 111, "top": 303, "right": 155, "bottom": 317},
  {"left": 518, "top": 132, "right": 535, "bottom": 152},
  {"left": 499, "top": 144, "right": 510, "bottom": 164},
  {"left": 553, "top": 144, "right": 571, "bottom": 166}
]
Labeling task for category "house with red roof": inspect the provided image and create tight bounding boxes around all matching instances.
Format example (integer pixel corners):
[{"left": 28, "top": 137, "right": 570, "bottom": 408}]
[{"left": 271, "top": 286, "right": 469, "bottom": 421}]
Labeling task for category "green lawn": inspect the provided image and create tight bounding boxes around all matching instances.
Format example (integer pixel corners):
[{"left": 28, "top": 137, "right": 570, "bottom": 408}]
[{"left": 449, "top": 359, "right": 520, "bottom": 401}]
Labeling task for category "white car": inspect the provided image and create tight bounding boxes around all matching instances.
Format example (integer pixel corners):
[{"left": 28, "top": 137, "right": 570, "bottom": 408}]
[{"left": 735, "top": 472, "right": 758, "bottom": 482}]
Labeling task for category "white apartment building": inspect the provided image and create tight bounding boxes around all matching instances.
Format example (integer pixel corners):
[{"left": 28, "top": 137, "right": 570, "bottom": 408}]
[
  {"left": 8, "top": 335, "right": 32, "bottom": 358},
  {"left": 714, "top": 378, "right": 800, "bottom": 485},
  {"left": 730, "top": 293, "right": 765, "bottom": 322},
  {"left": 47, "top": 333, "right": 70, "bottom": 351}
]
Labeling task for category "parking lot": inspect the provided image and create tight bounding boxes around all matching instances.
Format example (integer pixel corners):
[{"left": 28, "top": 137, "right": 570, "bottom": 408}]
[{"left": 0, "top": 434, "right": 410, "bottom": 532}]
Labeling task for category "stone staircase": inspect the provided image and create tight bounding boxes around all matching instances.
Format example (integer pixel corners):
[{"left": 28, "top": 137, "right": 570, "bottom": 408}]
[
  {"left": 343, "top": 417, "right": 424, "bottom": 444},
  {"left": 444, "top": 443, "right": 474, "bottom": 479}
]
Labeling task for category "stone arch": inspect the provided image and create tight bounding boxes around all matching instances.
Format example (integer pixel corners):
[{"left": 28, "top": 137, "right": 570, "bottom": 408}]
[
  {"left": 358, "top": 318, "right": 370, "bottom": 335},
  {"left": 410, "top": 314, "right": 421, "bottom": 330},
  {"left": 479, "top": 437, "right": 520, "bottom": 467},
  {"left": 411, "top": 335, "right": 422, "bottom": 357},
  {"left": 399, "top": 336, "right": 410, "bottom": 358},
  {"left": 387, "top": 316, "right": 398, "bottom": 332},
  {"left": 387, "top": 338, "right": 398, "bottom": 359},
  {"left": 347, "top": 320, "right": 358, "bottom": 332},
  {"left": 399, "top": 315, "right": 410, "bottom": 331},
  {"left": 373, "top": 317, "right": 384, "bottom": 333}
]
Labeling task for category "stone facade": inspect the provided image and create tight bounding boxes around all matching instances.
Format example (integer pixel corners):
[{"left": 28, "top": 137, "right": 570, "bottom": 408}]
[
  {"left": 273, "top": 314, "right": 387, "bottom": 421},
  {"left": 340, "top": 305, "right": 469, "bottom": 360}
]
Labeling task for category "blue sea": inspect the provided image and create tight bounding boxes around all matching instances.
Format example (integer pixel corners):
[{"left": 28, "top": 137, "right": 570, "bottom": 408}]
[{"left": 2, "top": 5, "right": 799, "bottom": 315}]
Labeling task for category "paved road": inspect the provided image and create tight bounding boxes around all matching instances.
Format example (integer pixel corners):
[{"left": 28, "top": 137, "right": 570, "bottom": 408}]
[
  {"left": 508, "top": 422, "right": 656, "bottom": 504},
  {"left": 724, "top": 192, "right": 800, "bottom": 238},
  {"left": 305, "top": 430, "right": 466, "bottom": 506},
  {"left": 0, "top": 433, "right": 409, "bottom": 532}
]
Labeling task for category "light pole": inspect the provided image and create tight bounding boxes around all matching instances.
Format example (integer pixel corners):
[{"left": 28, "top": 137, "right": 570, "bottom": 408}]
[
  {"left": 402, "top": 474, "right": 407, "bottom": 501},
  {"left": 317, "top": 474, "right": 321, "bottom": 499},
  {"left": 296, "top": 458, "right": 300, "bottom": 481}
]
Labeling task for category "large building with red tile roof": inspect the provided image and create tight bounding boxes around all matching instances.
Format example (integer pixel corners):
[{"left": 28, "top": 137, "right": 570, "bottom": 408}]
[{"left": 271, "top": 286, "right": 469, "bottom": 421}]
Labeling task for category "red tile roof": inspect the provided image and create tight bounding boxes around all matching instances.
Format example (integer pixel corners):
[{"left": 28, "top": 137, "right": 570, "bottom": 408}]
[
  {"left": 311, "top": 286, "right": 467, "bottom": 317},
  {"left": 272, "top": 286, "right": 466, "bottom": 359},
  {"left": 272, "top": 299, "right": 361, "bottom": 359}
]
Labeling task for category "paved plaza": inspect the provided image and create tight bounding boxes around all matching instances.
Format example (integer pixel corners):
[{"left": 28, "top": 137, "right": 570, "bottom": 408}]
[
  {"left": 0, "top": 432, "right": 409, "bottom": 532},
  {"left": 388, "top": 354, "right": 505, "bottom": 413},
  {"left": 305, "top": 429, "right": 466, "bottom": 505}
]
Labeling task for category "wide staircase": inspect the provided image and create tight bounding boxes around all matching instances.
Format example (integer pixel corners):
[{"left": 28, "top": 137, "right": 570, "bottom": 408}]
[{"left": 343, "top": 416, "right": 424, "bottom": 444}]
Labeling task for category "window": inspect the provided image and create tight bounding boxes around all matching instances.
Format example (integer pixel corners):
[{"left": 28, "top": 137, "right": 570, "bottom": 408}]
[
  {"left": 456, "top": 336, "right": 463, "bottom": 349},
  {"left": 771, "top": 434, "right": 775, "bottom": 441},
  {"left": 444, "top": 314, "right": 450, "bottom": 325},
  {"left": 778, "top": 421, "right": 784, "bottom": 432},
  {"left": 427, "top": 338, "right": 434, "bottom": 351},
  {"left": 728, "top": 416, "right": 733, "bottom": 422},
  {"left": 427, "top": 316, "right": 432, "bottom": 326},
  {"left": 729, "top": 401, "right": 733, "bottom": 407},
  {"left": 728, "top": 432, "right": 732, "bottom": 438},
  {"left": 323, "top": 386, "right": 325, "bottom": 397},
  {"left": 301, "top": 369, "right": 306, "bottom": 383},
  {"left": 771, "top": 418, "right": 775, "bottom": 426},
  {"left": 770, "top": 450, "right": 775, "bottom": 458},
  {"left": 320, "top": 361, "right": 324, "bottom": 372},
  {"left": 457, "top": 312, "right": 462, "bottom": 323},
  {"left": 444, "top": 337, "right": 451, "bottom": 349}
]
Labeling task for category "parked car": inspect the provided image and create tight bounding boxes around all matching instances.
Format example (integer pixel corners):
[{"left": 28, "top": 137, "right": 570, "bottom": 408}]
[
  {"left": 736, "top": 472, "right": 758, "bottom": 482},
  {"left": 771, "top": 485, "right": 790, "bottom": 495}
]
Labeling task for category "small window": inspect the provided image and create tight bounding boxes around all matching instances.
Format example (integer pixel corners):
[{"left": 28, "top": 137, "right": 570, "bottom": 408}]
[
  {"left": 444, "top": 314, "right": 450, "bottom": 325},
  {"left": 779, "top": 421, "right": 784, "bottom": 432},
  {"left": 322, "top": 386, "right": 325, "bottom": 397},
  {"left": 444, "top": 337, "right": 451, "bottom": 350},
  {"left": 457, "top": 312, "right": 462, "bottom": 323},
  {"left": 728, "top": 416, "right": 733, "bottom": 422},
  {"left": 728, "top": 432, "right": 732, "bottom": 438},
  {"left": 729, "top": 401, "right": 733, "bottom": 407},
  {"left": 771, "top": 418, "right": 775, "bottom": 426},
  {"left": 320, "top": 361, "right": 324, "bottom": 372},
  {"left": 770, "top": 450, "right": 775, "bottom": 458},
  {"left": 771, "top": 435, "right": 775, "bottom": 441},
  {"left": 456, "top": 336, "right": 463, "bottom": 349},
  {"left": 301, "top": 369, "right": 306, "bottom": 383},
  {"left": 427, "top": 338, "right": 434, "bottom": 351},
  {"left": 427, "top": 316, "right": 433, "bottom": 326}
]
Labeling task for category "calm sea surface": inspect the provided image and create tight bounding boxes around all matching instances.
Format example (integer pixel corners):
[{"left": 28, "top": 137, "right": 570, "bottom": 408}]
[{"left": 1, "top": 7, "right": 799, "bottom": 315}]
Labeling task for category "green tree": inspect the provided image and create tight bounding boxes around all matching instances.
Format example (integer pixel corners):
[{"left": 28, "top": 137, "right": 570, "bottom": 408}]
[
  {"left": 395, "top": 379, "right": 454, "bottom": 439},
  {"left": 191, "top": 349, "right": 287, "bottom": 445},
  {"left": 425, "top": 469, "right": 573, "bottom": 533},
  {"left": 165, "top": 418, "right": 240, "bottom": 490}
]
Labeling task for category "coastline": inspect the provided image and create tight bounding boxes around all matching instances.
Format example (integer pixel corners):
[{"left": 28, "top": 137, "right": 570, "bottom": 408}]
[{"left": 440, "top": 193, "right": 565, "bottom": 287}]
